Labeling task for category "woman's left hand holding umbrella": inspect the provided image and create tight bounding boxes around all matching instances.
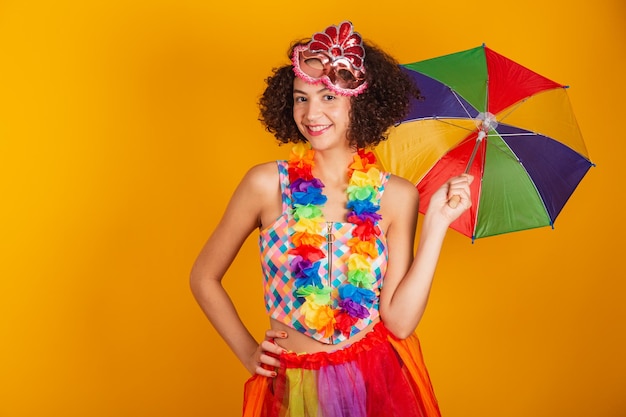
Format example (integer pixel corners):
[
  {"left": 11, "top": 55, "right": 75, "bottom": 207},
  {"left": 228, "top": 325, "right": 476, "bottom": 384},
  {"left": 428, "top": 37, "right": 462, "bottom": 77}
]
[{"left": 427, "top": 174, "right": 474, "bottom": 226}]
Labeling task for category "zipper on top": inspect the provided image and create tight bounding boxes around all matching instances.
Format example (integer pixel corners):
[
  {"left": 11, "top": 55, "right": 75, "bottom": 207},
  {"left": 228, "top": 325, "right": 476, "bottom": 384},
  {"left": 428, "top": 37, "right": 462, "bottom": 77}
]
[
  {"left": 326, "top": 221, "right": 335, "bottom": 343},
  {"left": 326, "top": 221, "right": 335, "bottom": 285}
]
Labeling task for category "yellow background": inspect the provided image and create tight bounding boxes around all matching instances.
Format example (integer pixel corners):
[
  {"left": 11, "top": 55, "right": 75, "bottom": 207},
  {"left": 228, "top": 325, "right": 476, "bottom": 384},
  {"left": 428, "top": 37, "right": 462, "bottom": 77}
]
[{"left": 1, "top": 1, "right": 624, "bottom": 416}]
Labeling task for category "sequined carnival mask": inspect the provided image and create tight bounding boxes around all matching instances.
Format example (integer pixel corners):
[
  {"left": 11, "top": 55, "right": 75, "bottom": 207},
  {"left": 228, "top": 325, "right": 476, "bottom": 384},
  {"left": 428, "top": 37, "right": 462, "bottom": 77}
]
[{"left": 292, "top": 21, "right": 367, "bottom": 96}]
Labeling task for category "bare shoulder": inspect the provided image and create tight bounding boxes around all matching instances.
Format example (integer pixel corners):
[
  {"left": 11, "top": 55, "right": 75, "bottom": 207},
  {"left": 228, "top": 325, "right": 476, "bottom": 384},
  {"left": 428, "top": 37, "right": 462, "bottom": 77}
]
[
  {"left": 238, "top": 161, "right": 283, "bottom": 229},
  {"left": 384, "top": 174, "right": 419, "bottom": 207},
  {"left": 380, "top": 174, "right": 419, "bottom": 231},
  {"left": 241, "top": 161, "right": 280, "bottom": 192}
]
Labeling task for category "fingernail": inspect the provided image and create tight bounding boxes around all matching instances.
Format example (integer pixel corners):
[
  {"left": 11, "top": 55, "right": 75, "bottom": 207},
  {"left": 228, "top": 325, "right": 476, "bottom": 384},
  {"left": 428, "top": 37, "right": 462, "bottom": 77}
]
[
  {"left": 279, "top": 331, "right": 288, "bottom": 338},
  {"left": 271, "top": 371, "right": 277, "bottom": 377}
]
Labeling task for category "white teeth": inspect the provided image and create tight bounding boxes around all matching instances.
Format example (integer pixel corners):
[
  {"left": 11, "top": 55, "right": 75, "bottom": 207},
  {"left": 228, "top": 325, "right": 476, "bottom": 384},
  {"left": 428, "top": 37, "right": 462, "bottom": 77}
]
[{"left": 309, "top": 125, "right": 330, "bottom": 132}]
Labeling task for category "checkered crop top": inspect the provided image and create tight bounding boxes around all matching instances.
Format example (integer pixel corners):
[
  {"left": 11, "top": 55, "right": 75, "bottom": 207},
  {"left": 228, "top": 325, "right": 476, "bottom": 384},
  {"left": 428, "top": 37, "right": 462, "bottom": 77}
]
[{"left": 259, "top": 160, "right": 390, "bottom": 344}]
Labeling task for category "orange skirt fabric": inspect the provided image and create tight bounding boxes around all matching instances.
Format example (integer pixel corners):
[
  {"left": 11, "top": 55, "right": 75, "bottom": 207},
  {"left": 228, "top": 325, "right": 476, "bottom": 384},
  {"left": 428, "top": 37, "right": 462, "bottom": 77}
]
[{"left": 242, "top": 322, "right": 441, "bottom": 417}]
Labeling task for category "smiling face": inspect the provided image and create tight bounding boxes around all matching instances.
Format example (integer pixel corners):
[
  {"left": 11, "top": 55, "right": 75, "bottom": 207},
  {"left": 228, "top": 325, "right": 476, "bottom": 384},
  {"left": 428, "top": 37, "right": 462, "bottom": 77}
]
[{"left": 292, "top": 77, "right": 352, "bottom": 152}]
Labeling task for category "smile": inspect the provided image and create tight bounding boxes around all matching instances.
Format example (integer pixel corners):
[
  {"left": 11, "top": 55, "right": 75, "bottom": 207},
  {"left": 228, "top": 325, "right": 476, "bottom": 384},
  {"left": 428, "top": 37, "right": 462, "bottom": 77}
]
[{"left": 306, "top": 124, "right": 331, "bottom": 135}]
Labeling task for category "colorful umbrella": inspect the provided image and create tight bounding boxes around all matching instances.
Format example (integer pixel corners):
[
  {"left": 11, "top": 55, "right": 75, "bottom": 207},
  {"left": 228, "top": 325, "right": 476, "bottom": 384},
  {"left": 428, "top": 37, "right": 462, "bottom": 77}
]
[{"left": 375, "top": 44, "right": 594, "bottom": 241}]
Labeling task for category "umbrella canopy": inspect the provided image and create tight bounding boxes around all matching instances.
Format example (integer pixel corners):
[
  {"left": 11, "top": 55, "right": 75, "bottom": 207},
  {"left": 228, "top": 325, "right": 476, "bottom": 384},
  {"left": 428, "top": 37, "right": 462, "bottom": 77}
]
[{"left": 375, "top": 45, "right": 594, "bottom": 240}]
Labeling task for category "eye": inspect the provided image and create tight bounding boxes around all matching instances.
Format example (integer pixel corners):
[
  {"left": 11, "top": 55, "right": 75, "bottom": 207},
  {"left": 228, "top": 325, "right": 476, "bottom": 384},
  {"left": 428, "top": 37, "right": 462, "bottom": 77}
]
[
  {"left": 293, "top": 96, "right": 307, "bottom": 103},
  {"left": 323, "top": 94, "right": 336, "bottom": 101}
]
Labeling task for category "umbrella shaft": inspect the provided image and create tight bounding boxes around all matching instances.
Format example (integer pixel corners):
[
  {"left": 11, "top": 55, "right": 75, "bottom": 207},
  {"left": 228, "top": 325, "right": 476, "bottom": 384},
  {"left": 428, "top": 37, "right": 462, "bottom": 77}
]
[{"left": 464, "top": 136, "right": 483, "bottom": 174}]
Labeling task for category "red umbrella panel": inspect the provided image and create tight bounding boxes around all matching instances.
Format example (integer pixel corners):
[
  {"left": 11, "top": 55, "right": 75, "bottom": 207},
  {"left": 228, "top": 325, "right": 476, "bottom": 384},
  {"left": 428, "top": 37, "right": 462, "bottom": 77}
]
[{"left": 375, "top": 45, "right": 594, "bottom": 240}]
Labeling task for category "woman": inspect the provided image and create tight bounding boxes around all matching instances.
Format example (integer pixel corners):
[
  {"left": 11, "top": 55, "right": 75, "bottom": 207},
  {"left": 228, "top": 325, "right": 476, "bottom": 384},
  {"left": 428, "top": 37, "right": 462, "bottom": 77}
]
[{"left": 190, "top": 21, "right": 472, "bottom": 417}]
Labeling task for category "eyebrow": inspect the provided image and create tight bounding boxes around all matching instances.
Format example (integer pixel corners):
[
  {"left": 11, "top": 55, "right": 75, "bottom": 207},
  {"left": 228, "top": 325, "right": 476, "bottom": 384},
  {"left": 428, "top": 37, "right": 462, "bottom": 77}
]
[{"left": 293, "top": 87, "right": 330, "bottom": 95}]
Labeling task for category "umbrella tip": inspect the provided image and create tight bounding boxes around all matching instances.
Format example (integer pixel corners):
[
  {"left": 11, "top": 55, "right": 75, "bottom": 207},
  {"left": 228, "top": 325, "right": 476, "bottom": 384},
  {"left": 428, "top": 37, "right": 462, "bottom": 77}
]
[{"left": 563, "top": 85, "right": 570, "bottom": 89}]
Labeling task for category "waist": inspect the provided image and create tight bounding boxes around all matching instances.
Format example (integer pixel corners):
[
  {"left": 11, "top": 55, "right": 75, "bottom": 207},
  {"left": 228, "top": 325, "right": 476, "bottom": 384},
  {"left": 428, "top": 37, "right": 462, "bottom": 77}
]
[{"left": 270, "top": 317, "right": 380, "bottom": 354}]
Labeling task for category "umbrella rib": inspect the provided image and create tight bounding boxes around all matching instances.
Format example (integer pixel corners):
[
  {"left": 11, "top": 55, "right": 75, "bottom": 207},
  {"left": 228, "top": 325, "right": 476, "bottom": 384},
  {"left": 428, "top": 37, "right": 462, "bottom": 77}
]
[
  {"left": 450, "top": 89, "right": 476, "bottom": 119},
  {"left": 433, "top": 117, "right": 475, "bottom": 131},
  {"left": 489, "top": 132, "right": 536, "bottom": 137},
  {"left": 497, "top": 98, "right": 528, "bottom": 124}
]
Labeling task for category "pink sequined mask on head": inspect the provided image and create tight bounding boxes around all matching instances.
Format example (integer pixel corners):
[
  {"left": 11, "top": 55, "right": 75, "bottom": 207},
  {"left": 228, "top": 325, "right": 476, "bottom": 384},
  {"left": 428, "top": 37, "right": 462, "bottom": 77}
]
[{"left": 292, "top": 21, "right": 367, "bottom": 96}]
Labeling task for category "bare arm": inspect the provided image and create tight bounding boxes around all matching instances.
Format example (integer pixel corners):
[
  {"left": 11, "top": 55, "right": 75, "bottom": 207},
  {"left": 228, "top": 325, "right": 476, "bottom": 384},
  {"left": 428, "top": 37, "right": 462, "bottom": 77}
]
[
  {"left": 189, "top": 163, "right": 286, "bottom": 376},
  {"left": 379, "top": 174, "right": 473, "bottom": 339}
]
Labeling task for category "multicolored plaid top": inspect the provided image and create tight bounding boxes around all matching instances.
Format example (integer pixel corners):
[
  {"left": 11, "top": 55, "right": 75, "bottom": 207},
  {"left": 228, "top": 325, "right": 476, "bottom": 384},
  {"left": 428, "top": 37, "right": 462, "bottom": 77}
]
[{"left": 259, "top": 161, "right": 390, "bottom": 344}]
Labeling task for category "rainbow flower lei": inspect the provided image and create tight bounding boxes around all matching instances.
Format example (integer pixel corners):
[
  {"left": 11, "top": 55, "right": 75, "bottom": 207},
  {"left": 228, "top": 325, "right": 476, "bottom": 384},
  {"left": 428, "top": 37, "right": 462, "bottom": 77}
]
[{"left": 287, "top": 143, "right": 383, "bottom": 339}]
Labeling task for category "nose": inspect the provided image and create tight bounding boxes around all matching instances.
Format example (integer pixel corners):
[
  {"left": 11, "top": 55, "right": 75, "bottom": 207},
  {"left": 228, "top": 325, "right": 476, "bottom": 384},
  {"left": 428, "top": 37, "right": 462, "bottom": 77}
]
[{"left": 304, "top": 98, "right": 322, "bottom": 122}]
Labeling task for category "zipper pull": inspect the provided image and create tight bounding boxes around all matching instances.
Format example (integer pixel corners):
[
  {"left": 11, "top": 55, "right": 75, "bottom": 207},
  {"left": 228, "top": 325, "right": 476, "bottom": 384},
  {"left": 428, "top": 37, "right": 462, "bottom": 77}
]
[{"left": 327, "top": 222, "right": 335, "bottom": 243}]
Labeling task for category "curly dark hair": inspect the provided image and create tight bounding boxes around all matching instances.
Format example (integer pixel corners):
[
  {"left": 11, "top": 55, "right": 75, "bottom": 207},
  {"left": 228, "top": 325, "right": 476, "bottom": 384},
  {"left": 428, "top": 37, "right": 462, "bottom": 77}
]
[{"left": 258, "top": 40, "right": 421, "bottom": 149}]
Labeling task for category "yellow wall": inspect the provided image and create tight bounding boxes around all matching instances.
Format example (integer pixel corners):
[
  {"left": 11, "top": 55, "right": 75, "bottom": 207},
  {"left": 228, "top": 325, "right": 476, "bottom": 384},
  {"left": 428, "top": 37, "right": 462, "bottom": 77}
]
[{"left": 1, "top": 1, "right": 624, "bottom": 416}]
